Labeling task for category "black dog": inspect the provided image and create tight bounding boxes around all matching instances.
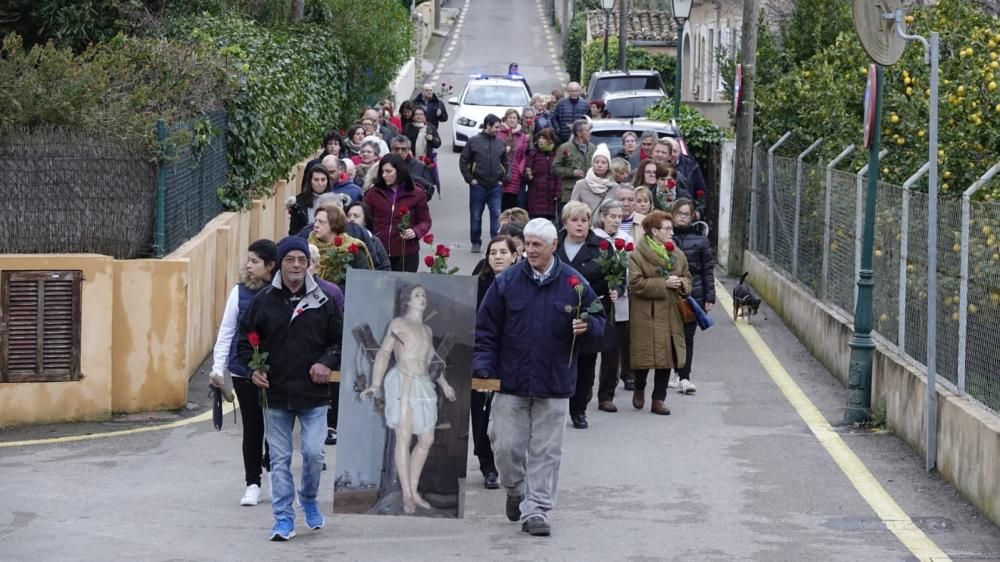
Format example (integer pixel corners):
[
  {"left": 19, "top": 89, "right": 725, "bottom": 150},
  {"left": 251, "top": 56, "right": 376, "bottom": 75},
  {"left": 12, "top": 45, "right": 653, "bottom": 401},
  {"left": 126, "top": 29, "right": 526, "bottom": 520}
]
[{"left": 733, "top": 273, "right": 762, "bottom": 324}]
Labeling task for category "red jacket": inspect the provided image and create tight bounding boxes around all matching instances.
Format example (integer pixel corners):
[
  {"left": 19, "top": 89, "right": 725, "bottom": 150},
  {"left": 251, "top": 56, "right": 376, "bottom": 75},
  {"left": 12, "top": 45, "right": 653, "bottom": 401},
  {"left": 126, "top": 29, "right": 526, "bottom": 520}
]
[
  {"left": 523, "top": 149, "right": 560, "bottom": 219},
  {"left": 497, "top": 127, "right": 529, "bottom": 195},
  {"left": 363, "top": 181, "right": 432, "bottom": 257}
]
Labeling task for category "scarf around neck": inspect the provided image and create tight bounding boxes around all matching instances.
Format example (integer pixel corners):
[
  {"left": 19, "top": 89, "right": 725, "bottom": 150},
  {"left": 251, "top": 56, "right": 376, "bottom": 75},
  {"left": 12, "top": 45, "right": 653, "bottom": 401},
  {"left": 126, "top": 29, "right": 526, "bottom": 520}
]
[
  {"left": 584, "top": 167, "right": 617, "bottom": 194},
  {"left": 645, "top": 235, "right": 670, "bottom": 264}
]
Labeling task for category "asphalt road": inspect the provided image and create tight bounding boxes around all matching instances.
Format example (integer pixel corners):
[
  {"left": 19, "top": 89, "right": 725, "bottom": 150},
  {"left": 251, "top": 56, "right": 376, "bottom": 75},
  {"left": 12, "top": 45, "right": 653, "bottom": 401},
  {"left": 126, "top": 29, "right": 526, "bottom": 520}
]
[{"left": 2, "top": 0, "right": 1000, "bottom": 560}]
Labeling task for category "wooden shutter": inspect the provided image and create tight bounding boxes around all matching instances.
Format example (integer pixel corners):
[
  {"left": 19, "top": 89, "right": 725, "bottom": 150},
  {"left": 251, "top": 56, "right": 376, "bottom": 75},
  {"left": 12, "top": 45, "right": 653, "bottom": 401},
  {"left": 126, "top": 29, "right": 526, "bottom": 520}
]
[{"left": 0, "top": 270, "right": 82, "bottom": 383}]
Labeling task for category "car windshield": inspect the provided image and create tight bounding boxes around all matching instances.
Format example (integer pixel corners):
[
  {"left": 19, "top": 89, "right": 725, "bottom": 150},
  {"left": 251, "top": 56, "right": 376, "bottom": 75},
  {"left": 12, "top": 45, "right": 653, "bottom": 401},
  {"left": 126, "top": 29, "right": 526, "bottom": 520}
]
[
  {"left": 605, "top": 96, "right": 664, "bottom": 119},
  {"left": 590, "top": 128, "right": 677, "bottom": 155},
  {"left": 463, "top": 85, "right": 529, "bottom": 107},
  {"left": 592, "top": 75, "right": 665, "bottom": 98}
]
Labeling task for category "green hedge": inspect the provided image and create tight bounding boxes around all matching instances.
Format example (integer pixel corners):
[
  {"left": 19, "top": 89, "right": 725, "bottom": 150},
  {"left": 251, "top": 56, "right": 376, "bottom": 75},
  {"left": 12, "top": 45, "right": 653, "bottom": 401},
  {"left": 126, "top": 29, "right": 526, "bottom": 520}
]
[
  {"left": 581, "top": 36, "right": 676, "bottom": 94},
  {"left": 173, "top": 15, "right": 348, "bottom": 208},
  {"left": 305, "top": 0, "right": 411, "bottom": 127},
  {"left": 0, "top": 32, "right": 232, "bottom": 143}
]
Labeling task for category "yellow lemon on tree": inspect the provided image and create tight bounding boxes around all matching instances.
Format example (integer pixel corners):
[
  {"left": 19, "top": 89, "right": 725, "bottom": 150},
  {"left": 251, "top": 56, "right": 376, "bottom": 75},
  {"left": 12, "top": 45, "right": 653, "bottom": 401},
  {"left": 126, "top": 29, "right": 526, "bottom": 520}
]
[
  {"left": 890, "top": 113, "right": 900, "bottom": 123},
  {"left": 969, "top": 304, "right": 978, "bottom": 314}
]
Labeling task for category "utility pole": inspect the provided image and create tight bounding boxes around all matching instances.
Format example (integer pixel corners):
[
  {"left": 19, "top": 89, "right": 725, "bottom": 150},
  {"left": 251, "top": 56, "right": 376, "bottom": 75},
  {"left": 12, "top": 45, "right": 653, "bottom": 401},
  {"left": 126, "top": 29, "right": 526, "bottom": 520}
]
[
  {"left": 618, "top": 0, "right": 628, "bottom": 70},
  {"left": 727, "top": 0, "right": 760, "bottom": 275}
]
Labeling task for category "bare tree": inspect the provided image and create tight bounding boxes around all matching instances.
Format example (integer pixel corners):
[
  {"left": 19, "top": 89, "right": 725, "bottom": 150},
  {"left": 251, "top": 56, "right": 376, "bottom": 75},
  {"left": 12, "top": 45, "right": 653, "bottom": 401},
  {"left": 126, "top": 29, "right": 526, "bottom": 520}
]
[{"left": 291, "top": 0, "right": 305, "bottom": 23}]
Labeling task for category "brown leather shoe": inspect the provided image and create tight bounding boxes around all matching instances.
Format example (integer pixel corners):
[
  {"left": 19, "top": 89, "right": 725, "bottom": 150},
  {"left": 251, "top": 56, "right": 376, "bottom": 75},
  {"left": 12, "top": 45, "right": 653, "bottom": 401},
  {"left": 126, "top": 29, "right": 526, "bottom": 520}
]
[
  {"left": 650, "top": 400, "right": 671, "bottom": 415},
  {"left": 632, "top": 390, "right": 645, "bottom": 410},
  {"left": 598, "top": 401, "right": 618, "bottom": 413}
]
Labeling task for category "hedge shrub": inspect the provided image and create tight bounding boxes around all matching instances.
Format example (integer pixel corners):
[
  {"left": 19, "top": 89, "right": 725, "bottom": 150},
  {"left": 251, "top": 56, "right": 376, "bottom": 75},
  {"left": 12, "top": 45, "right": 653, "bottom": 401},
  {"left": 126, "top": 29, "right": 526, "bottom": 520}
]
[
  {"left": 581, "top": 36, "right": 676, "bottom": 94},
  {"left": 0, "top": 32, "right": 232, "bottom": 144},
  {"left": 173, "top": 15, "right": 347, "bottom": 208},
  {"left": 305, "top": 0, "right": 411, "bottom": 127}
]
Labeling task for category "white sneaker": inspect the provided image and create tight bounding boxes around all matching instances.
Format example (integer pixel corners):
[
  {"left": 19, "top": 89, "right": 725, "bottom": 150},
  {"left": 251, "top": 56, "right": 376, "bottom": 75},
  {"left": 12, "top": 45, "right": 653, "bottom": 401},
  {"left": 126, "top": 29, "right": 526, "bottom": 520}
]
[
  {"left": 241, "top": 484, "right": 261, "bottom": 506},
  {"left": 667, "top": 373, "right": 680, "bottom": 388},
  {"left": 679, "top": 379, "right": 697, "bottom": 394}
]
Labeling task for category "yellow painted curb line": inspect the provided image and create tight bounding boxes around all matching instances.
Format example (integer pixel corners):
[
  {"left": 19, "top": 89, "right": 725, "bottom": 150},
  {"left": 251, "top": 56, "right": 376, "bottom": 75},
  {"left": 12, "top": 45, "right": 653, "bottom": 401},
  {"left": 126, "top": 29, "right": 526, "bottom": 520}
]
[
  {"left": 0, "top": 400, "right": 237, "bottom": 449},
  {"left": 716, "top": 280, "right": 950, "bottom": 561}
]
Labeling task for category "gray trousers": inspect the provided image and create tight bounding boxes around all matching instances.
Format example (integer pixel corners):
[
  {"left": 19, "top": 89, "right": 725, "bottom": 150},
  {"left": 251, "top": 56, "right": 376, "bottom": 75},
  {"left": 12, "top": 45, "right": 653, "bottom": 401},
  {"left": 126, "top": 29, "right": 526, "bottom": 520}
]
[{"left": 488, "top": 393, "right": 568, "bottom": 521}]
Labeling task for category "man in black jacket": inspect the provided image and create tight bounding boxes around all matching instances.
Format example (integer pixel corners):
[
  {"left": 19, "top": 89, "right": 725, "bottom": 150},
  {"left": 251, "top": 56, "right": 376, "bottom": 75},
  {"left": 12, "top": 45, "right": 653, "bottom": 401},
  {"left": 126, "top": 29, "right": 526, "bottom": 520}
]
[
  {"left": 412, "top": 82, "right": 449, "bottom": 130},
  {"left": 238, "top": 236, "right": 343, "bottom": 542},
  {"left": 459, "top": 114, "right": 509, "bottom": 253},
  {"left": 389, "top": 136, "right": 436, "bottom": 199}
]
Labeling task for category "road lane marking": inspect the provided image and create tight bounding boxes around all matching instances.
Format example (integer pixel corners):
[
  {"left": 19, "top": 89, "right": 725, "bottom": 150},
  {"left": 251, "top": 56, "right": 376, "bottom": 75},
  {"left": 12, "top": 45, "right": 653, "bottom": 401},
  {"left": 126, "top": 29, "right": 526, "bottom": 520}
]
[
  {"left": 716, "top": 281, "right": 950, "bottom": 562},
  {"left": 0, "top": 400, "right": 237, "bottom": 448}
]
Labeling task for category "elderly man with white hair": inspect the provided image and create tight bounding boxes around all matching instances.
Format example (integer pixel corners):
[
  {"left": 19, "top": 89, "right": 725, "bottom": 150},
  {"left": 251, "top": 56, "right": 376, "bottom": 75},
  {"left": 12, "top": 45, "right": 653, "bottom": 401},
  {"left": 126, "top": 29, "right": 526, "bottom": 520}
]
[
  {"left": 474, "top": 218, "right": 606, "bottom": 537},
  {"left": 412, "top": 82, "right": 449, "bottom": 130}
]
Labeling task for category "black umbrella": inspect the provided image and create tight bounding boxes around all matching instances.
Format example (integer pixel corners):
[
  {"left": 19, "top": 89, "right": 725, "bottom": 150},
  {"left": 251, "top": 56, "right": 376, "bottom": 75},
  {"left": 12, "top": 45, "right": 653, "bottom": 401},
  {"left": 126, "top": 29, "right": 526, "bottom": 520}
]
[{"left": 211, "top": 386, "right": 223, "bottom": 431}]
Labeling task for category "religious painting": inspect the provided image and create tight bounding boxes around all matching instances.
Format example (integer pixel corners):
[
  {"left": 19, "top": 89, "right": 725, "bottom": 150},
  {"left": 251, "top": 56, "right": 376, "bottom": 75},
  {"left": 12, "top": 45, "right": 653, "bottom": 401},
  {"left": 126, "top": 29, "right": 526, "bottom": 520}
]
[{"left": 333, "top": 269, "right": 476, "bottom": 518}]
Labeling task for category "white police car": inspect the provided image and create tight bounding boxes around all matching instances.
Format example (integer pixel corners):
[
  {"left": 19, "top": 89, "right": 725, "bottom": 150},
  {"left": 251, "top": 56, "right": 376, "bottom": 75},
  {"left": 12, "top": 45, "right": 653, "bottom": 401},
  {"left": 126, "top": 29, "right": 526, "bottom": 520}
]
[{"left": 448, "top": 74, "right": 532, "bottom": 151}]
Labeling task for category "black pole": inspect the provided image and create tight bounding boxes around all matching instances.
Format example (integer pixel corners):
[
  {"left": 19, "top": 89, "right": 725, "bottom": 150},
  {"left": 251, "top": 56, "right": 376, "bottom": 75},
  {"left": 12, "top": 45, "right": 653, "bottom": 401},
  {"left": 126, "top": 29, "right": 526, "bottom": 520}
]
[
  {"left": 603, "top": 9, "right": 611, "bottom": 70},
  {"left": 618, "top": 0, "right": 627, "bottom": 70}
]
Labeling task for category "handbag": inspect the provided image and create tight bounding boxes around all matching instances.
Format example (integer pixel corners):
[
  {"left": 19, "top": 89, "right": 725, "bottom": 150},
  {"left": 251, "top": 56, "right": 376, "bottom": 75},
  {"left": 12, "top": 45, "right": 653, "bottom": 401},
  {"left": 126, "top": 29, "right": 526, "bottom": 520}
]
[
  {"left": 687, "top": 295, "right": 714, "bottom": 331},
  {"left": 677, "top": 297, "right": 696, "bottom": 324}
]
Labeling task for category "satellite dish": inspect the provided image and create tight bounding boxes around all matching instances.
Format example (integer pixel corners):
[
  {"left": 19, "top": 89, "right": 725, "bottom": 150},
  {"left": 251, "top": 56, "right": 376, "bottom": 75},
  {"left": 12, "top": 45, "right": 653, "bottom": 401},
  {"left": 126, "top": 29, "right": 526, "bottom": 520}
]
[{"left": 852, "top": 0, "right": 905, "bottom": 66}]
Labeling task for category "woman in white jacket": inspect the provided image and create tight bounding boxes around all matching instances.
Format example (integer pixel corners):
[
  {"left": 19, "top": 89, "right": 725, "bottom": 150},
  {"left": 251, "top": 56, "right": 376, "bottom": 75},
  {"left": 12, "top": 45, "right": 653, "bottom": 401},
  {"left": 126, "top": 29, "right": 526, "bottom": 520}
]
[
  {"left": 209, "top": 239, "right": 277, "bottom": 507},
  {"left": 591, "top": 199, "right": 635, "bottom": 412}
]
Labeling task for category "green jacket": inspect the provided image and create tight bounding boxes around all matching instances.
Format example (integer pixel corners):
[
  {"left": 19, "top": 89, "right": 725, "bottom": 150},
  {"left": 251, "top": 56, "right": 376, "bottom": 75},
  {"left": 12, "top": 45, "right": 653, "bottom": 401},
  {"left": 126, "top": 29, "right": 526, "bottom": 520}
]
[{"left": 552, "top": 140, "right": 596, "bottom": 203}]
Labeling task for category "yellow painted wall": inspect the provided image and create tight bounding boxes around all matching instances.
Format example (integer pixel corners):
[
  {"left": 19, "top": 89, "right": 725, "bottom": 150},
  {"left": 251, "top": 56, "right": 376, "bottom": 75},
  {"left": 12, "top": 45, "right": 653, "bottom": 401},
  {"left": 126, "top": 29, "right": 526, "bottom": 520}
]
[
  {"left": 110, "top": 258, "right": 189, "bottom": 413},
  {"left": 0, "top": 255, "right": 114, "bottom": 425},
  {"left": 1, "top": 156, "right": 313, "bottom": 426}
]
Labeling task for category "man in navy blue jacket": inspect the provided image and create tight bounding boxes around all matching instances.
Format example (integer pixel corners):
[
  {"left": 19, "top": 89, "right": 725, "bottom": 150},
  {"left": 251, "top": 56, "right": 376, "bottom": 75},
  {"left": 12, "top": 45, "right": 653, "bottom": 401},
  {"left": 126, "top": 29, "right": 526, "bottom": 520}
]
[{"left": 474, "top": 218, "right": 606, "bottom": 537}]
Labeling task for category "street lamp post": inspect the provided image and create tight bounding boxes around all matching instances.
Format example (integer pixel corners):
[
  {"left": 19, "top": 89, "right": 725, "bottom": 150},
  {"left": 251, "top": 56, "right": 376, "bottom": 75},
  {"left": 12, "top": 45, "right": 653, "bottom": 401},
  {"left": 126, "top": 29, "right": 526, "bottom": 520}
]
[
  {"left": 601, "top": 0, "right": 615, "bottom": 71},
  {"left": 671, "top": 0, "right": 693, "bottom": 119}
]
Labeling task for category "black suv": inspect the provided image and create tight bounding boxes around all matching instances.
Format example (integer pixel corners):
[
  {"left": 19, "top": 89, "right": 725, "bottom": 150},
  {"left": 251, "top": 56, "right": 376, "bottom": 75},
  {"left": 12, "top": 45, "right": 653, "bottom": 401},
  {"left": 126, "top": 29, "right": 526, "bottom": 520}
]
[{"left": 586, "top": 70, "right": 666, "bottom": 101}]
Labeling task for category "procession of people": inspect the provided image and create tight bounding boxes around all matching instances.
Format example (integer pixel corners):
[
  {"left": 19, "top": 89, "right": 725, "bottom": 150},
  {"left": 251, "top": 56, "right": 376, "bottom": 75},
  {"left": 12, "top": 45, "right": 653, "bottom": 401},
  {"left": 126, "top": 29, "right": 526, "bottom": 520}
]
[{"left": 209, "top": 82, "right": 713, "bottom": 540}]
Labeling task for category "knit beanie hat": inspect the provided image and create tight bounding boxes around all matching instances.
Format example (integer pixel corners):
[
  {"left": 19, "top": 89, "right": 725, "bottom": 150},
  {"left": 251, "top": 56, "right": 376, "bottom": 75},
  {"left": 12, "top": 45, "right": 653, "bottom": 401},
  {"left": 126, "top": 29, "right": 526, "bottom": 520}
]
[
  {"left": 592, "top": 143, "right": 611, "bottom": 165},
  {"left": 276, "top": 235, "right": 310, "bottom": 264}
]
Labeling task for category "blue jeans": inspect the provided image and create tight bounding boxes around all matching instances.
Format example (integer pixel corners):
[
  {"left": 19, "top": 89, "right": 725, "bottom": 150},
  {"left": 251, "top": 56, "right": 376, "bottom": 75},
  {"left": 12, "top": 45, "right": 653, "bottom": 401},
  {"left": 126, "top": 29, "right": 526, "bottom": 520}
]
[
  {"left": 469, "top": 183, "right": 501, "bottom": 246},
  {"left": 265, "top": 406, "right": 327, "bottom": 522}
]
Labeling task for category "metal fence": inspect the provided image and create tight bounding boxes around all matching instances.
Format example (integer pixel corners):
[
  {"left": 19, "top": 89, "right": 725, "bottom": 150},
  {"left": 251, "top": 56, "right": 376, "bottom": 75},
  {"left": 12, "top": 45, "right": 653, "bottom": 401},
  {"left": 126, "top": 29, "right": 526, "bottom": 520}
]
[
  {"left": 156, "top": 111, "right": 228, "bottom": 257},
  {"left": 750, "top": 138, "right": 1000, "bottom": 415},
  {"left": 0, "top": 112, "right": 228, "bottom": 259}
]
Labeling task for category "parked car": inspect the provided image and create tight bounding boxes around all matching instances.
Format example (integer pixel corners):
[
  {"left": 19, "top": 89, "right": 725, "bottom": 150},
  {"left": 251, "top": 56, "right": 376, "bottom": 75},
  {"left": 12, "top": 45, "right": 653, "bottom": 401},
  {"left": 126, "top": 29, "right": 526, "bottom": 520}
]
[
  {"left": 603, "top": 90, "right": 669, "bottom": 119},
  {"left": 586, "top": 70, "right": 666, "bottom": 101},
  {"left": 589, "top": 118, "right": 688, "bottom": 157},
  {"left": 448, "top": 74, "right": 532, "bottom": 151}
]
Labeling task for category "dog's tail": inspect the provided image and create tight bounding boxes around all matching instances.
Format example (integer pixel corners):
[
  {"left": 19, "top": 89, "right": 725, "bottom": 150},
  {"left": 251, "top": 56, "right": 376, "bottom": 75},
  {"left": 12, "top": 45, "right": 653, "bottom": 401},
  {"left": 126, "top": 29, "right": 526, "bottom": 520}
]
[{"left": 739, "top": 272, "right": 749, "bottom": 285}]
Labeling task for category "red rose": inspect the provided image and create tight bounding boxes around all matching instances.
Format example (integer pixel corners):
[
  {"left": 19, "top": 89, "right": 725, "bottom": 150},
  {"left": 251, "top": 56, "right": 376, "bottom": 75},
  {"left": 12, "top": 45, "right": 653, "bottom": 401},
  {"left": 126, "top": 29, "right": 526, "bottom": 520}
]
[
  {"left": 247, "top": 332, "right": 260, "bottom": 347},
  {"left": 665, "top": 240, "right": 676, "bottom": 252},
  {"left": 424, "top": 255, "right": 435, "bottom": 267},
  {"left": 614, "top": 238, "right": 625, "bottom": 250},
  {"left": 347, "top": 244, "right": 359, "bottom": 255},
  {"left": 625, "top": 242, "right": 635, "bottom": 252},
  {"left": 667, "top": 178, "right": 676, "bottom": 188},
  {"left": 599, "top": 239, "right": 610, "bottom": 251},
  {"left": 568, "top": 275, "right": 581, "bottom": 288},
  {"left": 442, "top": 247, "right": 451, "bottom": 258},
  {"left": 398, "top": 205, "right": 409, "bottom": 215},
  {"left": 422, "top": 233, "right": 434, "bottom": 244},
  {"left": 695, "top": 189, "right": 705, "bottom": 198},
  {"left": 562, "top": 148, "right": 569, "bottom": 157},
  {"left": 333, "top": 236, "right": 343, "bottom": 247}
]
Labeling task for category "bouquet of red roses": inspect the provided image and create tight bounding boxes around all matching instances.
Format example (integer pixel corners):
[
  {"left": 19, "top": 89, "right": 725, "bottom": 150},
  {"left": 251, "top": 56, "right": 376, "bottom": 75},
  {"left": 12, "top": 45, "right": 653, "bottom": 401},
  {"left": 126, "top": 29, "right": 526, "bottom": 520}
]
[
  {"left": 417, "top": 154, "right": 437, "bottom": 170},
  {"left": 322, "top": 236, "right": 361, "bottom": 285},
  {"left": 593, "top": 237, "right": 634, "bottom": 293},
  {"left": 422, "top": 234, "right": 459, "bottom": 274}
]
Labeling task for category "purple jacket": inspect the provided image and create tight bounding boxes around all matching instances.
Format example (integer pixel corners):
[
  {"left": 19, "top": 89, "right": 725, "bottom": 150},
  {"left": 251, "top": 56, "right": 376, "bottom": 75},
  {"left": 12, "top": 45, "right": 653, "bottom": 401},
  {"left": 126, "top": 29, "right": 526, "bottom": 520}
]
[
  {"left": 314, "top": 276, "right": 344, "bottom": 314},
  {"left": 474, "top": 258, "right": 606, "bottom": 398}
]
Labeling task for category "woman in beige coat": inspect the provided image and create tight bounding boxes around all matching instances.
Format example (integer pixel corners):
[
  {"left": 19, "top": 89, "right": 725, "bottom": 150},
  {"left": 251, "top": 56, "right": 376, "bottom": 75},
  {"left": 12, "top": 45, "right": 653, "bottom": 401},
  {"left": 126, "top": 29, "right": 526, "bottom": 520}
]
[{"left": 628, "top": 209, "right": 692, "bottom": 415}]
